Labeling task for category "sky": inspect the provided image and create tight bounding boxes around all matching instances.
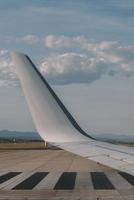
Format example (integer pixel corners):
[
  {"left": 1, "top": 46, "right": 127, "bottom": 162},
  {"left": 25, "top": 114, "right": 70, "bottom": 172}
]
[{"left": 0, "top": 0, "right": 134, "bottom": 136}]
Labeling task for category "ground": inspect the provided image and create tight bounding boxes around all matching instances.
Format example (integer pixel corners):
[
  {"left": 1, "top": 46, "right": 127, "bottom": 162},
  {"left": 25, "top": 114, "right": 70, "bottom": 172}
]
[{"left": 0, "top": 142, "right": 133, "bottom": 199}]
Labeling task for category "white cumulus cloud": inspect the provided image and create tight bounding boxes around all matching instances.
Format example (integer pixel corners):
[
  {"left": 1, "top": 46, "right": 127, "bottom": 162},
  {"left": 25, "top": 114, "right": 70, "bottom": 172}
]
[
  {"left": 42, "top": 35, "right": 134, "bottom": 84},
  {"left": 43, "top": 35, "right": 87, "bottom": 49},
  {"left": 0, "top": 35, "right": 134, "bottom": 87},
  {"left": 16, "top": 34, "right": 40, "bottom": 45},
  {"left": 40, "top": 53, "right": 109, "bottom": 84},
  {"left": 0, "top": 50, "right": 19, "bottom": 87}
]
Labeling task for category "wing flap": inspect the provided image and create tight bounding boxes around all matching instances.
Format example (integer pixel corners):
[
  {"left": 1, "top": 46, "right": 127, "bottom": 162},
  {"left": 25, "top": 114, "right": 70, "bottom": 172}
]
[{"left": 56, "top": 141, "right": 134, "bottom": 175}]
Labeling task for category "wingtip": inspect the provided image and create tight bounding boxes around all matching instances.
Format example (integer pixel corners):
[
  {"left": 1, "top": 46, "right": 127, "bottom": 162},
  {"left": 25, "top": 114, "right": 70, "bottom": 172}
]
[{"left": 11, "top": 51, "right": 27, "bottom": 59}]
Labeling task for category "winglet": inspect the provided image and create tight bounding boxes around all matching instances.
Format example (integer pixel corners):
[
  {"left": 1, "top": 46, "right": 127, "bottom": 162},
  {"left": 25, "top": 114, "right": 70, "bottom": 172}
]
[{"left": 11, "top": 52, "right": 93, "bottom": 142}]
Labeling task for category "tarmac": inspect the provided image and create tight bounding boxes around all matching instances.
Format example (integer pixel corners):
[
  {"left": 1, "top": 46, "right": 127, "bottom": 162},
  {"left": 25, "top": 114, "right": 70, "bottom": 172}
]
[{"left": 0, "top": 149, "right": 133, "bottom": 200}]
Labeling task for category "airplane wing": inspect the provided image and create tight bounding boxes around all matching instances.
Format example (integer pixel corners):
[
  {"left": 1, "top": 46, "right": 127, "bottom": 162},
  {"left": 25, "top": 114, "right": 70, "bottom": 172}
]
[{"left": 11, "top": 52, "right": 134, "bottom": 176}]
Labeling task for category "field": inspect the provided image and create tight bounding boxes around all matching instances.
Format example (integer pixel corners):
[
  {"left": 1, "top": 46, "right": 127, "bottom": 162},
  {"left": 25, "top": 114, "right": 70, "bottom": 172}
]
[
  {"left": 0, "top": 141, "right": 59, "bottom": 150},
  {"left": 0, "top": 140, "right": 133, "bottom": 151}
]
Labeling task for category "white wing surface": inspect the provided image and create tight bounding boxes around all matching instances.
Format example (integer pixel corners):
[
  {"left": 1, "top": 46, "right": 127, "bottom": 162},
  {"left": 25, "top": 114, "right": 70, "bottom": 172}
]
[{"left": 11, "top": 52, "right": 134, "bottom": 176}]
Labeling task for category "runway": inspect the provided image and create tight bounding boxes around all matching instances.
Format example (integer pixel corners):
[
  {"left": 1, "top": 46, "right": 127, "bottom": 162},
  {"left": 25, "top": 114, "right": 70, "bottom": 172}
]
[{"left": 0, "top": 149, "right": 133, "bottom": 199}]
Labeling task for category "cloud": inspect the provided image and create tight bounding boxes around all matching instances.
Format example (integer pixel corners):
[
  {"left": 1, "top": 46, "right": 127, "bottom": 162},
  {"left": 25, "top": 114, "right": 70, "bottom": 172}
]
[
  {"left": 43, "top": 35, "right": 118, "bottom": 51},
  {"left": 40, "top": 53, "right": 108, "bottom": 84},
  {"left": 0, "top": 50, "right": 19, "bottom": 87},
  {"left": 43, "top": 35, "right": 86, "bottom": 49},
  {"left": 43, "top": 35, "right": 134, "bottom": 68},
  {"left": 0, "top": 35, "right": 134, "bottom": 87},
  {"left": 16, "top": 35, "right": 40, "bottom": 45},
  {"left": 40, "top": 35, "right": 134, "bottom": 84}
]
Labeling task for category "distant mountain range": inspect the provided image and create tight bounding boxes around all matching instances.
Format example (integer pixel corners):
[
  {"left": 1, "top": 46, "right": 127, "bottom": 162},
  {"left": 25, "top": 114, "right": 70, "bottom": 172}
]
[
  {"left": 94, "top": 133, "right": 134, "bottom": 143},
  {"left": 0, "top": 130, "right": 134, "bottom": 143},
  {"left": 0, "top": 130, "right": 42, "bottom": 141}
]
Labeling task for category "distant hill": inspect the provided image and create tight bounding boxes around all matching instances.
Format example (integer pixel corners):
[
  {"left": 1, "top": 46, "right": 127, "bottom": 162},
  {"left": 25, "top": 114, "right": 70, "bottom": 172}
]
[
  {"left": 0, "top": 130, "right": 42, "bottom": 141},
  {"left": 93, "top": 133, "right": 134, "bottom": 143},
  {"left": 0, "top": 130, "right": 133, "bottom": 143}
]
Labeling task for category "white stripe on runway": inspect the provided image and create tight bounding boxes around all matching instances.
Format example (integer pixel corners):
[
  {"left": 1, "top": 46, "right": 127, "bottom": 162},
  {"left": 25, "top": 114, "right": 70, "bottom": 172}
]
[
  {"left": 34, "top": 172, "right": 62, "bottom": 190},
  {"left": 1, "top": 172, "right": 35, "bottom": 190},
  {"left": 0, "top": 171, "right": 8, "bottom": 177},
  {"left": 105, "top": 172, "right": 133, "bottom": 189},
  {"left": 75, "top": 172, "right": 93, "bottom": 189}
]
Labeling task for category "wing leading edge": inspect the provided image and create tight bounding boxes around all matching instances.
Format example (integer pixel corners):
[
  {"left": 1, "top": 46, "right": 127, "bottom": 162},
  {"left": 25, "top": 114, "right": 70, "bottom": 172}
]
[{"left": 11, "top": 52, "right": 134, "bottom": 176}]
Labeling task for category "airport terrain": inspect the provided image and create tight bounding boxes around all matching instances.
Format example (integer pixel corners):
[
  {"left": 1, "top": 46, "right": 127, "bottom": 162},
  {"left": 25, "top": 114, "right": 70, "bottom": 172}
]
[{"left": 0, "top": 142, "right": 133, "bottom": 199}]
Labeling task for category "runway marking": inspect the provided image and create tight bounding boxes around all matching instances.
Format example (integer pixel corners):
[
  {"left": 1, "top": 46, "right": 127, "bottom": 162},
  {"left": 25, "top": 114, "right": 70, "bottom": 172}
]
[
  {"left": 12, "top": 172, "right": 49, "bottom": 190},
  {"left": 75, "top": 172, "right": 93, "bottom": 189},
  {"left": 54, "top": 172, "right": 76, "bottom": 190},
  {"left": 34, "top": 172, "right": 62, "bottom": 190},
  {"left": 2, "top": 172, "right": 35, "bottom": 190},
  {"left": 119, "top": 172, "right": 134, "bottom": 186},
  {"left": 0, "top": 171, "right": 132, "bottom": 190},
  {"left": 91, "top": 172, "right": 115, "bottom": 190},
  {"left": 0, "top": 172, "right": 21, "bottom": 184},
  {"left": 105, "top": 172, "right": 133, "bottom": 189}
]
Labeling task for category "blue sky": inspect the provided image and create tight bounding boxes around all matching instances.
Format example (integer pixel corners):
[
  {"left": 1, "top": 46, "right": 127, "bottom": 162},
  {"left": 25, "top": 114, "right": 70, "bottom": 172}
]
[{"left": 0, "top": 0, "right": 134, "bottom": 136}]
